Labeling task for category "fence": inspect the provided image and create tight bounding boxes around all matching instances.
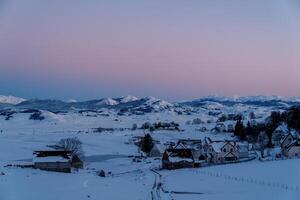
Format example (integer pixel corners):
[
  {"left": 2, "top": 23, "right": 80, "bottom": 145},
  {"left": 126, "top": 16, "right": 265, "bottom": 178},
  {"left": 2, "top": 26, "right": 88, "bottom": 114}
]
[{"left": 194, "top": 170, "right": 300, "bottom": 192}]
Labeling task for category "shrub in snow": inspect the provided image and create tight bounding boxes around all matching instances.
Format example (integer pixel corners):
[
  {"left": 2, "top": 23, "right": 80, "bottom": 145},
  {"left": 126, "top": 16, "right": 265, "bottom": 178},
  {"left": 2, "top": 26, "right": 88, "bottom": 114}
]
[
  {"left": 217, "top": 114, "right": 227, "bottom": 122},
  {"left": 5, "top": 115, "right": 13, "bottom": 120},
  {"left": 132, "top": 123, "right": 138, "bottom": 131},
  {"left": 140, "top": 134, "right": 154, "bottom": 154},
  {"left": 234, "top": 119, "right": 246, "bottom": 141},
  {"left": 56, "top": 137, "right": 84, "bottom": 158},
  {"left": 249, "top": 112, "right": 256, "bottom": 119},
  {"left": 140, "top": 122, "right": 152, "bottom": 130},
  {"left": 99, "top": 170, "right": 106, "bottom": 177},
  {"left": 285, "top": 106, "right": 300, "bottom": 131},
  {"left": 192, "top": 118, "right": 203, "bottom": 125}
]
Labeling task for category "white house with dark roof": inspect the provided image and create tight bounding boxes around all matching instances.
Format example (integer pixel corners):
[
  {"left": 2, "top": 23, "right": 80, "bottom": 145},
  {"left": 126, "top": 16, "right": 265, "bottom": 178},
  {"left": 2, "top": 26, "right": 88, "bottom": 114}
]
[
  {"left": 203, "top": 141, "right": 240, "bottom": 163},
  {"left": 280, "top": 133, "right": 294, "bottom": 149},
  {"left": 272, "top": 123, "right": 289, "bottom": 146},
  {"left": 282, "top": 141, "right": 300, "bottom": 158}
]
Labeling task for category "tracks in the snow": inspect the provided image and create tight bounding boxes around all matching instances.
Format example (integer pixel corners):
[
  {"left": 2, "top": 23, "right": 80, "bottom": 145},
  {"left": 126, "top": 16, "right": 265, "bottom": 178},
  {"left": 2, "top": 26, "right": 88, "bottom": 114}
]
[
  {"left": 150, "top": 169, "right": 204, "bottom": 200},
  {"left": 151, "top": 169, "right": 162, "bottom": 200}
]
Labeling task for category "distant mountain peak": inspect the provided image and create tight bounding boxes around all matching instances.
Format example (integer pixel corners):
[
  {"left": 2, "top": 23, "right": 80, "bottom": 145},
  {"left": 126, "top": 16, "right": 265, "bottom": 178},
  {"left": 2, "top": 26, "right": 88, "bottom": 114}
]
[
  {"left": 198, "top": 95, "right": 300, "bottom": 103},
  {"left": 0, "top": 95, "right": 26, "bottom": 105},
  {"left": 120, "top": 95, "right": 139, "bottom": 103},
  {"left": 97, "top": 98, "right": 119, "bottom": 106},
  {"left": 65, "top": 99, "right": 77, "bottom": 103}
]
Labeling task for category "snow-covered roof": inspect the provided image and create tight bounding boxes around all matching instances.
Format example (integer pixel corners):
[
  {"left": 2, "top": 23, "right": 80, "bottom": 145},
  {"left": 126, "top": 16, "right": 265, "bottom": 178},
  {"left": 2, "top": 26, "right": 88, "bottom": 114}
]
[
  {"left": 168, "top": 156, "right": 193, "bottom": 163},
  {"left": 177, "top": 139, "right": 202, "bottom": 149},
  {"left": 210, "top": 142, "right": 226, "bottom": 152},
  {"left": 151, "top": 144, "right": 165, "bottom": 153},
  {"left": 33, "top": 156, "right": 70, "bottom": 163},
  {"left": 274, "top": 123, "right": 289, "bottom": 133},
  {"left": 165, "top": 149, "right": 194, "bottom": 161},
  {"left": 210, "top": 141, "right": 236, "bottom": 152},
  {"left": 174, "top": 143, "right": 188, "bottom": 149}
]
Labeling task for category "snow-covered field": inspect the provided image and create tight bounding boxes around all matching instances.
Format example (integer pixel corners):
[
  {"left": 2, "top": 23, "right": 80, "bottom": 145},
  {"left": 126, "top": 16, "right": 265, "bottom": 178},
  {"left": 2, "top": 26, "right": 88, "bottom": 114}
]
[
  {"left": 162, "top": 159, "right": 300, "bottom": 200},
  {"left": 0, "top": 104, "right": 299, "bottom": 200}
]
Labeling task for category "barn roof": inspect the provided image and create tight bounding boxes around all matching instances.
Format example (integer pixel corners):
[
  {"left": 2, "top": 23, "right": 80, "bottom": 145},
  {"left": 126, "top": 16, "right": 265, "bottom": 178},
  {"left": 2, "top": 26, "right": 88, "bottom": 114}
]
[
  {"left": 34, "top": 150, "right": 73, "bottom": 158},
  {"left": 33, "top": 156, "right": 70, "bottom": 163},
  {"left": 165, "top": 148, "right": 194, "bottom": 160}
]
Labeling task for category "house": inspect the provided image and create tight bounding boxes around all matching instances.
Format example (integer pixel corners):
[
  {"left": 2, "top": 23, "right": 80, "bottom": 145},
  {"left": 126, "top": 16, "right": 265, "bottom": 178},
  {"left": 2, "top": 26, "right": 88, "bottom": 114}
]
[
  {"left": 162, "top": 144, "right": 195, "bottom": 170},
  {"left": 203, "top": 141, "right": 239, "bottom": 163},
  {"left": 280, "top": 133, "right": 294, "bottom": 149},
  {"left": 237, "top": 143, "right": 249, "bottom": 159},
  {"left": 282, "top": 141, "right": 300, "bottom": 158},
  {"left": 176, "top": 139, "right": 203, "bottom": 160},
  {"left": 213, "top": 141, "right": 239, "bottom": 163},
  {"left": 280, "top": 132, "right": 300, "bottom": 158},
  {"left": 33, "top": 150, "right": 83, "bottom": 173},
  {"left": 227, "top": 124, "right": 234, "bottom": 132},
  {"left": 214, "top": 123, "right": 226, "bottom": 133},
  {"left": 272, "top": 123, "right": 289, "bottom": 146},
  {"left": 162, "top": 140, "right": 196, "bottom": 169}
]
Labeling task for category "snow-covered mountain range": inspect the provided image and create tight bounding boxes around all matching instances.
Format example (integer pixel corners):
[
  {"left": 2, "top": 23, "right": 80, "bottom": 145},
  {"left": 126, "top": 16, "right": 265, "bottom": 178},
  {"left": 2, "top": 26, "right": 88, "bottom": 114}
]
[{"left": 0, "top": 95, "right": 299, "bottom": 114}]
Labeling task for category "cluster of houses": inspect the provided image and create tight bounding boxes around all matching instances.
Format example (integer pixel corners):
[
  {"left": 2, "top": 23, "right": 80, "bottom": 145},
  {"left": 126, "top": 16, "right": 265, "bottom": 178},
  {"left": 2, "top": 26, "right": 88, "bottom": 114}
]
[
  {"left": 153, "top": 138, "right": 250, "bottom": 170},
  {"left": 158, "top": 126, "right": 300, "bottom": 170},
  {"left": 268, "top": 123, "right": 300, "bottom": 159},
  {"left": 26, "top": 122, "right": 300, "bottom": 173}
]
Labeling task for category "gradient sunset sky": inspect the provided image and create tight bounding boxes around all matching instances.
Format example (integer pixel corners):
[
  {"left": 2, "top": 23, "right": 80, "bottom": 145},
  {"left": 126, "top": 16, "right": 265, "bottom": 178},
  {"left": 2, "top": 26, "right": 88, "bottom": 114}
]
[{"left": 0, "top": 0, "right": 299, "bottom": 101}]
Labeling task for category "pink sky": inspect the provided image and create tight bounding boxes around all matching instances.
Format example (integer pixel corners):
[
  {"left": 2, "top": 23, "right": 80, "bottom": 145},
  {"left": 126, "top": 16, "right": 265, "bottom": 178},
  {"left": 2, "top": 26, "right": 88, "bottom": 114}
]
[{"left": 0, "top": 0, "right": 299, "bottom": 100}]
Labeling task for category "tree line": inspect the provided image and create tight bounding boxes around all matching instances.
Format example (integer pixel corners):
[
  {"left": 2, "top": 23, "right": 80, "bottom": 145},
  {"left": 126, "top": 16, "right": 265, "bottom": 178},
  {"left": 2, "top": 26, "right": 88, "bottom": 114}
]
[{"left": 234, "top": 106, "right": 300, "bottom": 147}]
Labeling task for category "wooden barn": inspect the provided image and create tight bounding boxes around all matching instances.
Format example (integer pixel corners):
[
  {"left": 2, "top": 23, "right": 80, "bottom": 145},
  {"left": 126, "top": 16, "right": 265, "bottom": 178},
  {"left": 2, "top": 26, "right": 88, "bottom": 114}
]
[
  {"left": 33, "top": 150, "right": 83, "bottom": 173},
  {"left": 162, "top": 148, "right": 194, "bottom": 170}
]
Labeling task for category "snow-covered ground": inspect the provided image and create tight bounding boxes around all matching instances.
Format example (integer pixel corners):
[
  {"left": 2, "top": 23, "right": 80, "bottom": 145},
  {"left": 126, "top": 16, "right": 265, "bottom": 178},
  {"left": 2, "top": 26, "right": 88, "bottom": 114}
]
[
  {"left": 0, "top": 105, "right": 299, "bottom": 199},
  {"left": 162, "top": 159, "right": 300, "bottom": 200}
]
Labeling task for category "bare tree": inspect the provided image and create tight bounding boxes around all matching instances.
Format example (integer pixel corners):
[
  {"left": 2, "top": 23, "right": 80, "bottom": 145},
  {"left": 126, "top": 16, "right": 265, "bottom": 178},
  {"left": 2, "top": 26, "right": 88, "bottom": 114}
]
[{"left": 57, "top": 137, "right": 84, "bottom": 158}]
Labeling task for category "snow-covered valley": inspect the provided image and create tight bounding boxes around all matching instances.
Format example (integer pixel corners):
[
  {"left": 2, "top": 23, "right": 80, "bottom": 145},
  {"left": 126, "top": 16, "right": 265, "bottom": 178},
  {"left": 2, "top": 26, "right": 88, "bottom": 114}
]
[{"left": 0, "top": 95, "right": 300, "bottom": 200}]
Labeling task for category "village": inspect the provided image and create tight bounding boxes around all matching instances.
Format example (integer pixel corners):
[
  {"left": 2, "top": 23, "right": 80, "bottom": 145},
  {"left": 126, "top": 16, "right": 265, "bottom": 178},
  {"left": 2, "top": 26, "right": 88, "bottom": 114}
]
[
  {"left": 10, "top": 121, "right": 299, "bottom": 174},
  {"left": 1, "top": 105, "right": 300, "bottom": 200},
  {"left": 140, "top": 123, "right": 300, "bottom": 170}
]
